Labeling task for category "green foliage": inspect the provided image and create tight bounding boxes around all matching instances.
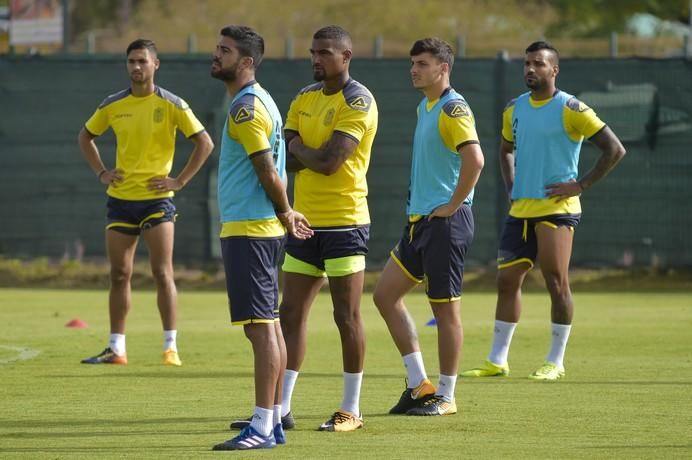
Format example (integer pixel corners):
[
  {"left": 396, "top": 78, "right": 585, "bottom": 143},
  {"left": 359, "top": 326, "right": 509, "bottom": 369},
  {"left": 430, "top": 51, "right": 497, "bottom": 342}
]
[
  {"left": 545, "top": 0, "right": 690, "bottom": 36},
  {"left": 0, "top": 289, "right": 690, "bottom": 458}
]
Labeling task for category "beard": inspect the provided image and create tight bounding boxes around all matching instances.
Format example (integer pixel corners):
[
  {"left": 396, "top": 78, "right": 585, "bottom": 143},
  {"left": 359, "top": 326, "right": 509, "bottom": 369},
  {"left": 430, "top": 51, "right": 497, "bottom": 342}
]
[
  {"left": 211, "top": 61, "right": 238, "bottom": 81},
  {"left": 312, "top": 68, "right": 325, "bottom": 81}
]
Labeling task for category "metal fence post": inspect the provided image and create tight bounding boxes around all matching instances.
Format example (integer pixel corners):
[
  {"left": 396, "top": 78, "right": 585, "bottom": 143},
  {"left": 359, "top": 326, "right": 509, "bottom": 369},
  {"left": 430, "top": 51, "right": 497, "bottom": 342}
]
[
  {"left": 494, "top": 49, "right": 510, "bottom": 236},
  {"left": 455, "top": 34, "right": 465, "bottom": 58},
  {"left": 373, "top": 34, "right": 383, "bottom": 58},
  {"left": 187, "top": 33, "right": 197, "bottom": 53},
  {"left": 285, "top": 35, "right": 294, "bottom": 59},
  {"left": 609, "top": 31, "right": 618, "bottom": 57},
  {"left": 86, "top": 32, "right": 95, "bottom": 54}
]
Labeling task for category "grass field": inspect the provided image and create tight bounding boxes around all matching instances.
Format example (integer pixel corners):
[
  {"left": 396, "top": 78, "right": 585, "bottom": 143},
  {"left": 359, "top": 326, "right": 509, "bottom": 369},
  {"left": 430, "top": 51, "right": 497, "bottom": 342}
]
[{"left": 1, "top": 288, "right": 690, "bottom": 459}]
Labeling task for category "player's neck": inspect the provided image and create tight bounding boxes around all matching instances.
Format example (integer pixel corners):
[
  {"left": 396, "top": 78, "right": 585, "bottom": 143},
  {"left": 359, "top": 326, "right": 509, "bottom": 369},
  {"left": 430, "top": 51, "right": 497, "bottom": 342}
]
[
  {"left": 130, "top": 81, "right": 155, "bottom": 97},
  {"left": 322, "top": 72, "right": 350, "bottom": 95},
  {"left": 225, "top": 74, "right": 255, "bottom": 98},
  {"left": 422, "top": 78, "right": 449, "bottom": 102},
  {"left": 530, "top": 84, "right": 556, "bottom": 101}
]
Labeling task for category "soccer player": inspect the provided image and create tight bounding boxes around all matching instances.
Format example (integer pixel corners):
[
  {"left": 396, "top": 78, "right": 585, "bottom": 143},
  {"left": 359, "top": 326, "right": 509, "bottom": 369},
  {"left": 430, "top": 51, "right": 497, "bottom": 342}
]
[
  {"left": 280, "top": 25, "right": 378, "bottom": 432},
  {"left": 78, "top": 39, "right": 214, "bottom": 366},
  {"left": 461, "top": 41, "right": 625, "bottom": 381},
  {"left": 209, "top": 26, "right": 312, "bottom": 451},
  {"left": 372, "top": 38, "right": 484, "bottom": 416}
]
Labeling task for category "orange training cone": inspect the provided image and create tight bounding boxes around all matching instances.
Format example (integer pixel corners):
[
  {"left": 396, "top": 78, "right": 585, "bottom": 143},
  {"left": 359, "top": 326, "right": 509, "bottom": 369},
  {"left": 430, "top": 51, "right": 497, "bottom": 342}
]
[{"left": 65, "top": 319, "right": 88, "bottom": 328}]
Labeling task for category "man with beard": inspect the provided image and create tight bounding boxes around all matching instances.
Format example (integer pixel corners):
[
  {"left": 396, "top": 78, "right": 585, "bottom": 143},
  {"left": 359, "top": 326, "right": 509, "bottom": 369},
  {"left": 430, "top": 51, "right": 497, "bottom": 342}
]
[
  {"left": 279, "top": 25, "right": 378, "bottom": 432},
  {"left": 461, "top": 41, "right": 625, "bottom": 381},
  {"left": 210, "top": 25, "right": 312, "bottom": 451},
  {"left": 78, "top": 39, "right": 214, "bottom": 367}
]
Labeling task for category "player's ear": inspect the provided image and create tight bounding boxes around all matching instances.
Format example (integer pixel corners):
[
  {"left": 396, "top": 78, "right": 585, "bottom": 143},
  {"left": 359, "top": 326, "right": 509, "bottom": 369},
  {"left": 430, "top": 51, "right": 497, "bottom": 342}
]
[
  {"left": 154, "top": 58, "right": 160, "bottom": 70},
  {"left": 342, "top": 48, "right": 352, "bottom": 64}
]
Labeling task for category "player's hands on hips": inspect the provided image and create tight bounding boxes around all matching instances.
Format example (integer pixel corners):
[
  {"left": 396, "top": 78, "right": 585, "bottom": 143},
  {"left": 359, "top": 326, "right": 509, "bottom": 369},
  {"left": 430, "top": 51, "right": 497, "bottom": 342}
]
[
  {"left": 427, "top": 203, "right": 458, "bottom": 221},
  {"left": 99, "top": 168, "right": 124, "bottom": 186},
  {"left": 545, "top": 180, "right": 582, "bottom": 202},
  {"left": 277, "top": 209, "right": 314, "bottom": 240},
  {"left": 148, "top": 176, "right": 183, "bottom": 193}
]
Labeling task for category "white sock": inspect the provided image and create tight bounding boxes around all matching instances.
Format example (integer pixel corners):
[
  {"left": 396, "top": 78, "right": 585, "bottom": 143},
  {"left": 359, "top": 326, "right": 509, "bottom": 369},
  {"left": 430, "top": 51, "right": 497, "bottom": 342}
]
[
  {"left": 273, "top": 405, "right": 281, "bottom": 427},
  {"left": 436, "top": 374, "right": 457, "bottom": 402},
  {"left": 487, "top": 320, "right": 517, "bottom": 365},
  {"left": 402, "top": 352, "right": 428, "bottom": 388},
  {"left": 163, "top": 330, "right": 177, "bottom": 352},
  {"left": 109, "top": 333, "right": 126, "bottom": 356},
  {"left": 281, "top": 369, "right": 299, "bottom": 417},
  {"left": 341, "top": 371, "right": 363, "bottom": 415},
  {"left": 249, "top": 406, "right": 274, "bottom": 437},
  {"left": 546, "top": 323, "right": 572, "bottom": 367}
]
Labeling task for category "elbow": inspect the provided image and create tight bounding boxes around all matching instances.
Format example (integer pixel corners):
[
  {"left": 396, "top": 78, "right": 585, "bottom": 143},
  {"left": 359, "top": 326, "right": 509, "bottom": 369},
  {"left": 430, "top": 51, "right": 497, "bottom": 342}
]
[
  {"left": 316, "top": 159, "right": 341, "bottom": 176},
  {"left": 617, "top": 145, "right": 626, "bottom": 161}
]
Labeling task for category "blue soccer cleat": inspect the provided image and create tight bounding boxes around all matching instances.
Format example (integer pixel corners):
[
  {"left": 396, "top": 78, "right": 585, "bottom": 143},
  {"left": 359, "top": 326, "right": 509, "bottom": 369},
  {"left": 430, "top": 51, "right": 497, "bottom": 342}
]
[{"left": 212, "top": 425, "right": 276, "bottom": 451}]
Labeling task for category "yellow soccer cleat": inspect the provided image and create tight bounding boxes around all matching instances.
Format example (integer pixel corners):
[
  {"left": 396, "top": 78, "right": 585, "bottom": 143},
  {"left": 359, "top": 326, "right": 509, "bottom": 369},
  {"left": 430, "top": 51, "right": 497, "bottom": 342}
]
[
  {"left": 528, "top": 362, "right": 565, "bottom": 381},
  {"left": 460, "top": 360, "right": 509, "bottom": 377},
  {"left": 318, "top": 410, "right": 363, "bottom": 432},
  {"left": 163, "top": 348, "right": 182, "bottom": 366}
]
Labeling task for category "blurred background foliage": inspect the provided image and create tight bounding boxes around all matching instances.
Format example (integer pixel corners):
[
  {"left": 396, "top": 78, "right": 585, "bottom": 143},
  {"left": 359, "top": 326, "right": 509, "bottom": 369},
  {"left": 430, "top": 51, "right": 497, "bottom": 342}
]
[{"left": 56, "top": 0, "right": 691, "bottom": 57}]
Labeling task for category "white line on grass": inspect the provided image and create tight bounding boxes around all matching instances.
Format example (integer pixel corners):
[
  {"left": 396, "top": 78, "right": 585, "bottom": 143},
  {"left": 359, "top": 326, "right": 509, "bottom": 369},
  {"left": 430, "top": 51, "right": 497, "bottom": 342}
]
[{"left": 0, "top": 345, "right": 41, "bottom": 364}]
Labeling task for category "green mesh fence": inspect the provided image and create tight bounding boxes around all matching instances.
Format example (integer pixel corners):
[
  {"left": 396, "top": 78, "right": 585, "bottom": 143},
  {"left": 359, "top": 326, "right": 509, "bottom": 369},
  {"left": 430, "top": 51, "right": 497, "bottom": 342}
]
[{"left": 1, "top": 55, "right": 690, "bottom": 268}]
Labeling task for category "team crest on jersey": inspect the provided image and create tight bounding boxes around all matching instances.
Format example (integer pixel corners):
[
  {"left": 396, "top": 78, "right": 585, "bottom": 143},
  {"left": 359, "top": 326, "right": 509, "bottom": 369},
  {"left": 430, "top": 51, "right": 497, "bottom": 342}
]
[
  {"left": 567, "top": 97, "right": 589, "bottom": 112},
  {"left": 324, "top": 108, "right": 335, "bottom": 126},
  {"left": 153, "top": 107, "right": 164, "bottom": 123},
  {"left": 347, "top": 95, "right": 371, "bottom": 112},
  {"left": 443, "top": 100, "right": 470, "bottom": 118},
  {"left": 233, "top": 105, "right": 255, "bottom": 123}
]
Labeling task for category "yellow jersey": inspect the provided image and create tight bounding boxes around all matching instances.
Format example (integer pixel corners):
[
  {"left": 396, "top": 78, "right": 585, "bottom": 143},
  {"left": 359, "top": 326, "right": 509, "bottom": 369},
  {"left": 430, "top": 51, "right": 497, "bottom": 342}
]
[
  {"left": 85, "top": 86, "right": 205, "bottom": 201},
  {"left": 285, "top": 78, "right": 378, "bottom": 227}
]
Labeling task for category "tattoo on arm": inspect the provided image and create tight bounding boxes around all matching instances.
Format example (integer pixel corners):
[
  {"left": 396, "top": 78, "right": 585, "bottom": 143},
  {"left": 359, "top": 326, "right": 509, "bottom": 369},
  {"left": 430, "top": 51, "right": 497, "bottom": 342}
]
[{"left": 579, "top": 126, "right": 626, "bottom": 190}]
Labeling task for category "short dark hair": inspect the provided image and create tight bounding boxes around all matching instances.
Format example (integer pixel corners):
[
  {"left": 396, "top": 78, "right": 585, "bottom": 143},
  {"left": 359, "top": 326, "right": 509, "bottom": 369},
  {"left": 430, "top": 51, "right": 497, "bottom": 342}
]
[
  {"left": 220, "top": 25, "right": 265, "bottom": 68},
  {"left": 410, "top": 37, "right": 454, "bottom": 70},
  {"left": 313, "top": 25, "right": 352, "bottom": 49},
  {"left": 526, "top": 41, "right": 559, "bottom": 63},
  {"left": 126, "top": 39, "right": 157, "bottom": 56}
]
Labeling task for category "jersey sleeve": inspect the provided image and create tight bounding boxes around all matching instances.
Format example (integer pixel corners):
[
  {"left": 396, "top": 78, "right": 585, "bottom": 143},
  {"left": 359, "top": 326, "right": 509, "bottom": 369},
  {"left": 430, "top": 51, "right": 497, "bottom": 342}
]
[
  {"left": 175, "top": 97, "right": 205, "bottom": 138},
  {"left": 501, "top": 99, "right": 516, "bottom": 142},
  {"left": 227, "top": 96, "right": 272, "bottom": 156},
  {"left": 334, "top": 92, "right": 375, "bottom": 143},
  {"left": 439, "top": 99, "right": 479, "bottom": 152},
  {"left": 284, "top": 95, "right": 300, "bottom": 133},
  {"left": 564, "top": 97, "right": 606, "bottom": 141},
  {"left": 84, "top": 107, "right": 110, "bottom": 136}
]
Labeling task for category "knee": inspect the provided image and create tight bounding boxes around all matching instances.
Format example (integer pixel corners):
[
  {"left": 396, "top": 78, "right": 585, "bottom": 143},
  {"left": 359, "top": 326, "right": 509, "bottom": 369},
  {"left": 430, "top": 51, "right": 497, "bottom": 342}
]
[
  {"left": 110, "top": 265, "right": 132, "bottom": 285},
  {"left": 333, "top": 307, "right": 360, "bottom": 330},
  {"left": 543, "top": 271, "right": 570, "bottom": 297},
  {"left": 372, "top": 289, "right": 389, "bottom": 312},
  {"left": 496, "top": 271, "right": 521, "bottom": 296},
  {"left": 151, "top": 266, "right": 174, "bottom": 285}
]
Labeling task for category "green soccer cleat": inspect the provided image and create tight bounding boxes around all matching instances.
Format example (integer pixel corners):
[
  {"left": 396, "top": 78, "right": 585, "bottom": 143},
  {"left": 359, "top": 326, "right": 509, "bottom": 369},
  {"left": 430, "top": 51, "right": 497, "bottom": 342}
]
[
  {"left": 406, "top": 395, "right": 457, "bottom": 416},
  {"left": 528, "top": 362, "right": 565, "bottom": 381},
  {"left": 460, "top": 360, "right": 509, "bottom": 377}
]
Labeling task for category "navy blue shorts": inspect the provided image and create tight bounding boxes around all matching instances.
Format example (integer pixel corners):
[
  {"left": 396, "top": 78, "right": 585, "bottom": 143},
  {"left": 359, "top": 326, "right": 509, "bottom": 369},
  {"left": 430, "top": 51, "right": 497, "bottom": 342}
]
[
  {"left": 391, "top": 205, "right": 474, "bottom": 302},
  {"left": 497, "top": 214, "right": 581, "bottom": 269},
  {"left": 284, "top": 225, "right": 369, "bottom": 272},
  {"left": 221, "top": 236, "right": 286, "bottom": 325},
  {"left": 106, "top": 197, "right": 177, "bottom": 235}
]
